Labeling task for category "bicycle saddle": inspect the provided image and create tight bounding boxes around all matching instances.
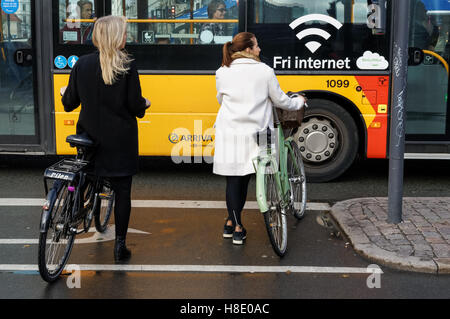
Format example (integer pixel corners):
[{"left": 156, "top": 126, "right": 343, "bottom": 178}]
[{"left": 66, "top": 134, "right": 94, "bottom": 148}]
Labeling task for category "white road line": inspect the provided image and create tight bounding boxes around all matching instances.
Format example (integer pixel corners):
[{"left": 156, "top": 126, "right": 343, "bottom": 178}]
[
  {"left": 0, "top": 264, "right": 383, "bottom": 274},
  {"left": 0, "top": 198, "right": 331, "bottom": 211},
  {"left": 0, "top": 198, "right": 44, "bottom": 206},
  {"left": 0, "top": 239, "right": 38, "bottom": 244},
  {"left": 0, "top": 226, "right": 148, "bottom": 245}
]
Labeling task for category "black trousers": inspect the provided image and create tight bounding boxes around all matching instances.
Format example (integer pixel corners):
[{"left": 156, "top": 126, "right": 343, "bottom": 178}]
[
  {"left": 108, "top": 175, "right": 133, "bottom": 239},
  {"left": 225, "top": 174, "right": 252, "bottom": 227}
]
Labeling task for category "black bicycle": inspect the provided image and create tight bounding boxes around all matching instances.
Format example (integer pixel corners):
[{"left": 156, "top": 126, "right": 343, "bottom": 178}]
[{"left": 38, "top": 134, "right": 114, "bottom": 282}]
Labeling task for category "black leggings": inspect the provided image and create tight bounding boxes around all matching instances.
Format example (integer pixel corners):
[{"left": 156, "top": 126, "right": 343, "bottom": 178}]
[
  {"left": 226, "top": 174, "right": 252, "bottom": 227},
  {"left": 108, "top": 176, "right": 133, "bottom": 238}
]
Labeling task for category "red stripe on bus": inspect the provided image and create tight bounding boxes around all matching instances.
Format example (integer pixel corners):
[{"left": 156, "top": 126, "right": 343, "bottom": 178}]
[{"left": 355, "top": 76, "right": 390, "bottom": 158}]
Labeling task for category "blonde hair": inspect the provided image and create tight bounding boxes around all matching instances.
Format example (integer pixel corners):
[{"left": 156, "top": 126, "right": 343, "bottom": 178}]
[{"left": 92, "top": 15, "right": 132, "bottom": 85}]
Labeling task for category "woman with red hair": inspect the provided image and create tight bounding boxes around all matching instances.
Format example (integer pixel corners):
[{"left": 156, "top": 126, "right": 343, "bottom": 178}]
[{"left": 213, "top": 32, "right": 306, "bottom": 245}]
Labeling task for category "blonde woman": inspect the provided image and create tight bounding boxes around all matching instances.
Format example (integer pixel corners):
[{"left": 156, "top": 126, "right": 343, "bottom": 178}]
[{"left": 62, "top": 15, "right": 150, "bottom": 262}]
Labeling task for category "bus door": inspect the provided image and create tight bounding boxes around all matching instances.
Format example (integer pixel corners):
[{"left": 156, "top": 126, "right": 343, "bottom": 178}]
[
  {"left": 406, "top": 0, "right": 450, "bottom": 156},
  {"left": 0, "top": 0, "right": 39, "bottom": 148}
]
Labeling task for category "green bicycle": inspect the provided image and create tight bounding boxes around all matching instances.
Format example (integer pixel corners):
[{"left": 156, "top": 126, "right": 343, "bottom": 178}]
[{"left": 254, "top": 96, "right": 307, "bottom": 257}]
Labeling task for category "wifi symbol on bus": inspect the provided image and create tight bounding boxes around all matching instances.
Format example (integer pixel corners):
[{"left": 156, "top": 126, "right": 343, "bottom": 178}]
[{"left": 289, "top": 14, "right": 343, "bottom": 54}]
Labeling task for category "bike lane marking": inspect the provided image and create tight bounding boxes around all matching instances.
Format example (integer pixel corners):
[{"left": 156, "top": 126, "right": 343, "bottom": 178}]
[
  {"left": 0, "top": 199, "right": 330, "bottom": 244},
  {"left": 0, "top": 264, "right": 383, "bottom": 274},
  {"left": 0, "top": 226, "right": 148, "bottom": 245},
  {"left": 0, "top": 198, "right": 330, "bottom": 211},
  {"left": 0, "top": 199, "right": 378, "bottom": 276}
]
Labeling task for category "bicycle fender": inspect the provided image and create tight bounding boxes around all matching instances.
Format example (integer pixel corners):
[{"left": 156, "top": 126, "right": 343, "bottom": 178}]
[
  {"left": 255, "top": 156, "right": 278, "bottom": 213},
  {"left": 40, "top": 187, "right": 57, "bottom": 233},
  {"left": 40, "top": 210, "right": 51, "bottom": 233}
]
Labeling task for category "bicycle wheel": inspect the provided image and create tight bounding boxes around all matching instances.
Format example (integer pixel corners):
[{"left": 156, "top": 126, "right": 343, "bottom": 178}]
[
  {"left": 287, "top": 140, "right": 307, "bottom": 220},
  {"left": 38, "top": 181, "right": 75, "bottom": 282},
  {"left": 94, "top": 180, "right": 114, "bottom": 233},
  {"left": 263, "top": 169, "right": 288, "bottom": 257}
]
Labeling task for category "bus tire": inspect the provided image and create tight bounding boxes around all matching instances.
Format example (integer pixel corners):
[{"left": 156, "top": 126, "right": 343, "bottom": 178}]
[{"left": 292, "top": 99, "right": 359, "bottom": 182}]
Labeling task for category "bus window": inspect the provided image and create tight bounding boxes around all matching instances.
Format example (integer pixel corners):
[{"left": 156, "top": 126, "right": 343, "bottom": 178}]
[
  {"left": 0, "top": 0, "right": 36, "bottom": 138},
  {"left": 249, "top": 0, "right": 390, "bottom": 71},
  {"left": 353, "top": 1, "right": 371, "bottom": 24},
  {"left": 406, "top": 0, "right": 449, "bottom": 136},
  {"left": 111, "top": 0, "right": 238, "bottom": 45},
  {"left": 253, "top": 0, "right": 369, "bottom": 24},
  {"left": 59, "top": 0, "right": 96, "bottom": 45}
]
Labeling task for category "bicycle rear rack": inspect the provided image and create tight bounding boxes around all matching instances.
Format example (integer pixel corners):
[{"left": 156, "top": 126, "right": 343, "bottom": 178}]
[{"left": 43, "top": 159, "right": 90, "bottom": 194}]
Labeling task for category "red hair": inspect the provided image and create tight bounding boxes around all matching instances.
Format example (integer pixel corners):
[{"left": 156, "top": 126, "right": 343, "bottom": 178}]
[{"left": 222, "top": 32, "right": 256, "bottom": 67}]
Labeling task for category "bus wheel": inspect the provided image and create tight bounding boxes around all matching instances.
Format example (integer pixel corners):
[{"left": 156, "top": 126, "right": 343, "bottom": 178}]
[{"left": 291, "top": 99, "right": 359, "bottom": 182}]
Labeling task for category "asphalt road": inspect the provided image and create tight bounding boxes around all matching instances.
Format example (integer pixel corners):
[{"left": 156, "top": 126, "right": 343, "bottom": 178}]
[
  {"left": 0, "top": 155, "right": 449, "bottom": 300},
  {"left": 1, "top": 155, "right": 450, "bottom": 201}
]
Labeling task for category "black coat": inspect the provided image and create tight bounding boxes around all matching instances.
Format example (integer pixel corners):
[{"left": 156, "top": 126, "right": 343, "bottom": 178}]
[{"left": 62, "top": 52, "right": 147, "bottom": 177}]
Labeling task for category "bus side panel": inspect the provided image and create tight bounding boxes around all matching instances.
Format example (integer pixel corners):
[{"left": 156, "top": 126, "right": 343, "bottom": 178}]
[
  {"left": 53, "top": 74, "right": 389, "bottom": 160},
  {"left": 278, "top": 75, "right": 387, "bottom": 158},
  {"left": 53, "top": 74, "right": 218, "bottom": 156},
  {"left": 354, "top": 76, "right": 390, "bottom": 158},
  {"left": 54, "top": 74, "right": 78, "bottom": 155}
]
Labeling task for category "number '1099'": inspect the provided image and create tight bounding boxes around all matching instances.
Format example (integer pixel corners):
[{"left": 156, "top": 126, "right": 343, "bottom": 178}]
[{"left": 326, "top": 80, "right": 350, "bottom": 88}]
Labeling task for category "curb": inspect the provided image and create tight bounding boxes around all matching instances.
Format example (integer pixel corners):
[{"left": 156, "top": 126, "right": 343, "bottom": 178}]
[{"left": 330, "top": 197, "right": 450, "bottom": 275}]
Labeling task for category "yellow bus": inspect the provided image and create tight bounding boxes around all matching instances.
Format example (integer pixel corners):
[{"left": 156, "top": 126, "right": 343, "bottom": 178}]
[{"left": 1, "top": 0, "right": 449, "bottom": 182}]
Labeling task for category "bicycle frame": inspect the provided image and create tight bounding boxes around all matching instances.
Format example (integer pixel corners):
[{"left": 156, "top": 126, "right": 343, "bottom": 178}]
[{"left": 255, "top": 124, "right": 299, "bottom": 213}]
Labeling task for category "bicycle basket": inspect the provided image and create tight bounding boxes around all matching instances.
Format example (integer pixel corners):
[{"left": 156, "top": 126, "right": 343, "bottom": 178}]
[{"left": 275, "top": 107, "right": 305, "bottom": 129}]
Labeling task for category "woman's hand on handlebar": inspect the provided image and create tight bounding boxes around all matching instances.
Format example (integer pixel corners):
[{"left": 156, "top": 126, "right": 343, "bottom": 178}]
[
  {"left": 299, "top": 94, "right": 307, "bottom": 105},
  {"left": 145, "top": 98, "right": 151, "bottom": 108},
  {"left": 60, "top": 86, "right": 67, "bottom": 96},
  {"left": 297, "top": 95, "right": 308, "bottom": 108},
  {"left": 288, "top": 91, "right": 307, "bottom": 107}
]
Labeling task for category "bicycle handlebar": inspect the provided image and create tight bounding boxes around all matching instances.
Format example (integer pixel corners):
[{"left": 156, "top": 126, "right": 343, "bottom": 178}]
[{"left": 287, "top": 91, "right": 308, "bottom": 108}]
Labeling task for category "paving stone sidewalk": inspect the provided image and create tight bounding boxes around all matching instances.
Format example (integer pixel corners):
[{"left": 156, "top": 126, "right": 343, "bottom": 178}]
[{"left": 330, "top": 197, "right": 450, "bottom": 274}]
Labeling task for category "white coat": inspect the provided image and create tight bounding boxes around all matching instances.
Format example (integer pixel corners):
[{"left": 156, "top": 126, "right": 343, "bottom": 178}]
[{"left": 213, "top": 58, "right": 305, "bottom": 176}]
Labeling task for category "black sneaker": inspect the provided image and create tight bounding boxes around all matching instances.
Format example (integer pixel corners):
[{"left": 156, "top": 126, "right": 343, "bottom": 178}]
[
  {"left": 232, "top": 227, "right": 247, "bottom": 245},
  {"left": 223, "top": 222, "right": 234, "bottom": 239}
]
